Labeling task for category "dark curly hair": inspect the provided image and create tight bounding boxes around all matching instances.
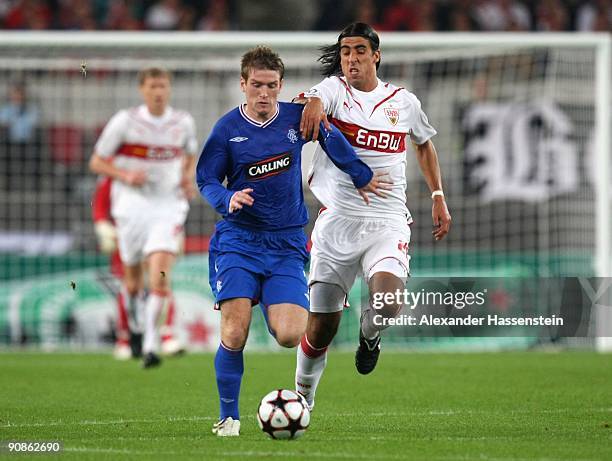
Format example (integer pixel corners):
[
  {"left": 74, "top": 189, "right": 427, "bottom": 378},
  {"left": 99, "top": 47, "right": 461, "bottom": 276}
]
[{"left": 319, "top": 22, "right": 380, "bottom": 78}]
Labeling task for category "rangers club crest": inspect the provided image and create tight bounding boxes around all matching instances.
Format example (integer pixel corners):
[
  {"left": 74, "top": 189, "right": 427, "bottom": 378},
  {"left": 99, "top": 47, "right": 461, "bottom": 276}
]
[
  {"left": 384, "top": 107, "right": 399, "bottom": 126},
  {"left": 287, "top": 128, "right": 298, "bottom": 143}
]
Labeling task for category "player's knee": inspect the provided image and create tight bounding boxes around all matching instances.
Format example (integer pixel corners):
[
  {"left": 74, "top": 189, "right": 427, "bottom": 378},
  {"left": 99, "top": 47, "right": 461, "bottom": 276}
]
[
  {"left": 222, "top": 323, "right": 249, "bottom": 350},
  {"left": 275, "top": 330, "right": 301, "bottom": 348},
  {"left": 310, "top": 282, "right": 346, "bottom": 313},
  {"left": 370, "top": 291, "right": 402, "bottom": 320},
  {"left": 123, "top": 280, "right": 140, "bottom": 297},
  {"left": 223, "top": 334, "right": 247, "bottom": 350},
  {"left": 369, "top": 273, "right": 405, "bottom": 320},
  {"left": 373, "top": 298, "right": 402, "bottom": 319}
]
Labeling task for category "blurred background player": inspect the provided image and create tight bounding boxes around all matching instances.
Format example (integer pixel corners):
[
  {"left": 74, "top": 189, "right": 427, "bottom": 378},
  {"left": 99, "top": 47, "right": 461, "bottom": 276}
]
[
  {"left": 0, "top": 80, "right": 39, "bottom": 192},
  {"left": 197, "top": 45, "right": 386, "bottom": 437},
  {"left": 92, "top": 175, "right": 186, "bottom": 360},
  {"left": 295, "top": 23, "right": 451, "bottom": 409},
  {"left": 89, "top": 67, "right": 198, "bottom": 368}
]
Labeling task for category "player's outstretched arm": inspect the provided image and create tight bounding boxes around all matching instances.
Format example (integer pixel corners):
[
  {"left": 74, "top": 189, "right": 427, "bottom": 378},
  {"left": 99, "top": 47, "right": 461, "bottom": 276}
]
[
  {"left": 196, "top": 125, "right": 238, "bottom": 215},
  {"left": 297, "top": 79, "right": 338, "bottom": 140},
  {"left": 299, "top": 97, "right": 330, "bottom": 141},
  {"left": 181, "top": 113, "right": 199, "bottom": 200},
  {"left": 317, "top": 122, "right": 392, "bottom": 204},
  {"left": 89, "top": 153, "right": 147, "bottom": 186},
  {"left": 180, "top": 154, "right": 197, "bottom": 200},
  {"left": 414, "top": 140, "right": 451, "bottom": 241},
  {"left": 357, "top": 171, "right": 393, "bottom": 205}
]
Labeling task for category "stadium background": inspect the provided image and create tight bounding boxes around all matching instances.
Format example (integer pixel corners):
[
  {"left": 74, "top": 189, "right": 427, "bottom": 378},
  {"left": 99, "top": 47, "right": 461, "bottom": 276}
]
[{"left": 0, "top": 0, "right": 610, "bottom": 353}]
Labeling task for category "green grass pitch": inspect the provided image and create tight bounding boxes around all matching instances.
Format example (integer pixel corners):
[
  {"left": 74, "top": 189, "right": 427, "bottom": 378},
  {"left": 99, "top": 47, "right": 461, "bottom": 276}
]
[{"left": 1, "top": 351, "right": 611, "bottom": 460}]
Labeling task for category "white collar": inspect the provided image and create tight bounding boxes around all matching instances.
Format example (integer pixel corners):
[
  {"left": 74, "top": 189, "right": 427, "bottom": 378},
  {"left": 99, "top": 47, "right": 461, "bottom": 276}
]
[{"left": 239, "top": 103, "right": 279, "bottom": 128}]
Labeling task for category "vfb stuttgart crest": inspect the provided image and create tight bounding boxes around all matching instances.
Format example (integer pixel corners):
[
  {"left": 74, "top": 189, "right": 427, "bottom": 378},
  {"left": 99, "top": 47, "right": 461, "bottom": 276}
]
[{"left": 384, "top": 107, "right": 399, "bottom": 126}]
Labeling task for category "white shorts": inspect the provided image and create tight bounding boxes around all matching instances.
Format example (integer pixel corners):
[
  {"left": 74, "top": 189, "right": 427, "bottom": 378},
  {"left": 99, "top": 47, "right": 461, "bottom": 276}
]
[
  {"left": 309, "top": 210, "right": 411, "bottom": 297},
  {"left": 115, "top": 211, "right": 186, "bottom": 266}
]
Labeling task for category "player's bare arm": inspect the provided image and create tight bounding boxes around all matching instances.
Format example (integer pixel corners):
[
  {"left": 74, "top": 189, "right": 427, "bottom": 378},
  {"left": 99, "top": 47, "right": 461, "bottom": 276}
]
[
  {"left": 89, "top": 153, "right": 147, "bottom": 187},
  {"left": 357, "top": 171, "right": 393, "bottom": 205},
  {"left": 180, "top": 154, "right": 197, "bottom": 200},
  {"left": 414, "top": 140, "right": 451, "bottom": 241},
  {"left": 228, "top": 188, "right": 254, "bottom": 213},
  {"left": 299, "top": 97, "right": 329, "bottom": 141}
]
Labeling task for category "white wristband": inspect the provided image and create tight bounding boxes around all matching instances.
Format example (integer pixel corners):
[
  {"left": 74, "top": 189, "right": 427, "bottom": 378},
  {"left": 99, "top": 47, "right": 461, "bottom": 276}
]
[{"left": 431, "top": 190, "right": 444, "bottom": 199}]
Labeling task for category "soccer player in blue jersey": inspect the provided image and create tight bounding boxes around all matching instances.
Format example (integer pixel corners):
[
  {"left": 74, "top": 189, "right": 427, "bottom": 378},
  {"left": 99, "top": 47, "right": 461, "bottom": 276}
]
[{"left": 197, "top": 46, "right": 390, "bottom": 437}]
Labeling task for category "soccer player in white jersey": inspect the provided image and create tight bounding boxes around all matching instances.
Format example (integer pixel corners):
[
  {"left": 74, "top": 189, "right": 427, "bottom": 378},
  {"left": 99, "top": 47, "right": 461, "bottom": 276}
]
[
  {"left": 89, "top": 67, "right": 198, "bottom": 368},
  {"left": 295, "top": 23, "right": 452, "bottom": 409}
]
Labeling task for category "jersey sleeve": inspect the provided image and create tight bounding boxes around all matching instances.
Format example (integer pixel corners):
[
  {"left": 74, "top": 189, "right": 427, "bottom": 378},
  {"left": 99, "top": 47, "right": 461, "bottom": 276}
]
[
  {"left": 317, "top": 122, "right": 373, "bottom": 189},
  {"left": 183, "top": 113, "right": 198, "bottom": 156},
  {"left": 407, "top": 93, "right": 437, "bottom": 145},
  {"left": 196, "top": 123, "right": 234, "bottom": 216},
  {"left": 94, "top": 110, "right": 129, "bottom": 158},
  {"left": 302, "top": 77, "right": 339, "bottom": 113}
]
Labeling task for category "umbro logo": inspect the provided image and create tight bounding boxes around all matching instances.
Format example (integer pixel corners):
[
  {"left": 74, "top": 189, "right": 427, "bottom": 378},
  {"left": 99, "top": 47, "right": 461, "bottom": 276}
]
[{"left": 230, "top": 136, "right": 248, "bottom": 142}]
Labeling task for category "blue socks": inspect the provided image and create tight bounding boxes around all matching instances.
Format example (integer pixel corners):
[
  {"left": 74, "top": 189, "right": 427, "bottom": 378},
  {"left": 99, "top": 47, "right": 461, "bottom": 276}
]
[{"left": 214, "top": 342, "right": 244, "bottom": 420}]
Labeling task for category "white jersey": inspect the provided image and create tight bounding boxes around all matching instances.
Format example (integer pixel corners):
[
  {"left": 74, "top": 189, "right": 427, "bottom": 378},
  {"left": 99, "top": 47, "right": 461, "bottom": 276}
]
[
  {"left": 305, "top": 76, "right": 437, "bottom": 220},
  {"left": 95, "top": 105, "right": 198, "bottom": 219}
]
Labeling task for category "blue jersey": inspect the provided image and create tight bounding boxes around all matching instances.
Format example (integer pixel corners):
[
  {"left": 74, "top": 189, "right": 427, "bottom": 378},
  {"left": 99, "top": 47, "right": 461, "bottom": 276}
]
[{"left": 196, "top": 102, "right": 372, "bottom": 231}]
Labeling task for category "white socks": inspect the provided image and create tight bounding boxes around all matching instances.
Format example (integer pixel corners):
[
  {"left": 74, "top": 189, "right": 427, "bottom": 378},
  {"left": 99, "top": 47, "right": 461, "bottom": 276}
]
[
  {"left": 143, "top": 291, "right": 167, "bottom": 354},
  {"left": 295, "top": 335, "right": 328, "bottom": 408}
]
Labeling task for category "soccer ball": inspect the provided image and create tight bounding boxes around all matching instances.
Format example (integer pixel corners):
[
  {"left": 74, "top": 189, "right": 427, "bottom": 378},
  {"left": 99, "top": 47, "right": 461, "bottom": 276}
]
[{"left": 257, "top": 389, "right": 310, "bottom": 439}]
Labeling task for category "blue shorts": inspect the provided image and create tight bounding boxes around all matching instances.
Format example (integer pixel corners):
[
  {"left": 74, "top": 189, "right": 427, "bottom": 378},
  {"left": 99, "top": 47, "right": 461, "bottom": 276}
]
[{"left": 209, "top": 221, "right": 310, "bottom": 313}]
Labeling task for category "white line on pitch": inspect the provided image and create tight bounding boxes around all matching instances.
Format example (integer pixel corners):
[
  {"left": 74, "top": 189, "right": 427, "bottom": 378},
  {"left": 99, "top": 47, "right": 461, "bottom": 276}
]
[
  {"left": 4, "top": 407, "right": 610, "bottom": 429},
  {"left": 1, "top": 415, "right": 217, "bottom": 428}
]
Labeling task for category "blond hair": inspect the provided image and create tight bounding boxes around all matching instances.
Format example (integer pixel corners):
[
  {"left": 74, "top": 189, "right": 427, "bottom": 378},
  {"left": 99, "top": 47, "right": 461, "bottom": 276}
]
[{"left": 137, "top": 67, "right": 172, "bottom": 85}]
